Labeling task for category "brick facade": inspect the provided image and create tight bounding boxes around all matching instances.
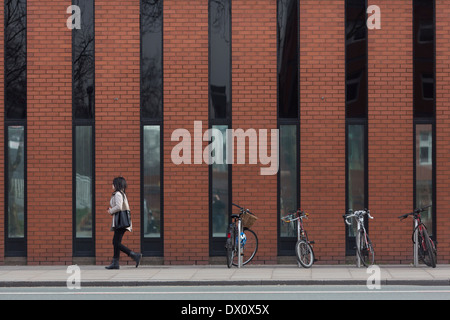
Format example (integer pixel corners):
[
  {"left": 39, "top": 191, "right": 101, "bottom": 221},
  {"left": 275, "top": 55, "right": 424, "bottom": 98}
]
[
  {"left": 367, "top": 0, "right": 413, "bottom": 263},
  {"left": 0, "top": 1, "right": 449, "bottom": 265},
  {"left": 299, "top": 0, "right": 346, "bottom": 264},
  {"left": 27, "top": 1, "right": 72, "bottom": 264}
]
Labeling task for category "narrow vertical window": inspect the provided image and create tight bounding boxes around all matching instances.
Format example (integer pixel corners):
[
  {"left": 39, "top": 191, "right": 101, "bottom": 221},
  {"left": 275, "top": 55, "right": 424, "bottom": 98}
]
[
  {"left": 142, "top": 125, "right": 161, "bottom": 241},
  {"left": 74, "top": 126, "right": 93, "bottom": 239},
  {"left": 277, "top": 0, "right": 299, "bottom": 120},
  {"left": 345, "top": 0, "right": 368, "bottom": 255},
  {"left": 209, "top": 0, "right": 231, "bottom": 256},
  {"left": 141, "top": 0, "right": 163, "bottom": 256},
  {"left": 211, "top": 124, "right": 229, "bottom": 240},
  {"left": 413, "top": 0, "right": 435, "bottom": 236},
  {"left": 277, "top": 0, "right": 299, "bottom": 255},
  {"left": 141, "top": 0, "right": 163, "bottom": 120},
  {"left": 347, "top": 123, "right": 366, "bottom": 232},
  {"left": 279, "top": 125, "right": 298, "bottom": 238},
  {"left": 5, "top": 0, "right": 27, "bottom": 256},
  {"left": 72, "top": 0, "right": 95, "bottom": 256},
  {"left": 415, "top": 124, "right": 433, "bottom": 229}
]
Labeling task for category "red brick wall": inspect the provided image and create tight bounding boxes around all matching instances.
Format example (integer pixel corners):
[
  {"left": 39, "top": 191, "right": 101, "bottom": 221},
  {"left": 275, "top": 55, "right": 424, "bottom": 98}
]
[
  {"left": 300, "top": 0, "right": 346, "bottom": 264},
  {"left": 95, "top": 0, "right": 141, "bottom": 265},
  {"left": 27, "top": 1, "right": 72, "bottom": 264},
  {"left": 436, "top": 0, "right": 450, "bottom": 264},
  {"left": 0, "top": 0, "right": 449, "bottom": 265},
  {"left": 232, "top": 0, "right": 277, "bottom": 264},
  {"left": 368, "top": 0, "right": 413, "bottom": 263},
  {"left": 163, "top": 0, "right": 209, "bottom": 264}
]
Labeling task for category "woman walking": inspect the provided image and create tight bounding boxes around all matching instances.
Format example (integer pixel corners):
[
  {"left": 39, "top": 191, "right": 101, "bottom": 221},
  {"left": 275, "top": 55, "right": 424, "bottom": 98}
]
[{"left": 106, "top": 176, "right": 142, "bottom": 269}]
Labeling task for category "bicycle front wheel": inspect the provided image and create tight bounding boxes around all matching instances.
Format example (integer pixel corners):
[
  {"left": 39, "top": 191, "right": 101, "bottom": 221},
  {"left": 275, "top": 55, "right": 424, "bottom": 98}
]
[
  {"left": 295, "top": 240, "right": 314, "bottom": 268},
  {"left": 357, "top": 231, "right": 375, "bottom": 267},
  {"left": 232, "top": 227, "right": 258, "bottom": 266}
]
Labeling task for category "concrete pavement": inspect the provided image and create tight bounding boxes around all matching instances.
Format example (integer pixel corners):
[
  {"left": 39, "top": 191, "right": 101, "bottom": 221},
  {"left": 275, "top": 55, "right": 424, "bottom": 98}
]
[{"left": 0, "top": 264, "right": 449, "bottom": 287}]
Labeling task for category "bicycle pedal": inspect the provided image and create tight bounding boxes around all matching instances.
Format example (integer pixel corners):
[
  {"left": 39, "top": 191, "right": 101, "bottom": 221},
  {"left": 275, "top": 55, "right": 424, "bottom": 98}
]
[{"left": 309, "top": 241, "right": 315, "bottom": 244}]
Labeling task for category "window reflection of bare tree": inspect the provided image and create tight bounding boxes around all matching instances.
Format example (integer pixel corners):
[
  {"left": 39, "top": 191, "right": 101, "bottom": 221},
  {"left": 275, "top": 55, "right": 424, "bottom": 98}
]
[
  {"left": 209, "top": 0, "right": 231, "bottom": 120},
  {"left": 210, "top": 0, "right": 230, "bottom": 44},
  {"left": 73, "top": 0, "right": 94, "bottom": 119},
  {"left": 5, "top": 0, "right": 26, "bottom": 238},
  {"left": 141, "top": 0, "right": 163, "bottom": 119},
  {"left": 5, "top": 0, "right": 27, "bottom": 119}
]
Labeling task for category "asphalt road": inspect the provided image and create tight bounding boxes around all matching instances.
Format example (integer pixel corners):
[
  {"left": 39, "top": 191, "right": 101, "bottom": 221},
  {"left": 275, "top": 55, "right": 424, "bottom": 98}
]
[{"left": 0, "top": 285, "right": 449, "bottom": 300}]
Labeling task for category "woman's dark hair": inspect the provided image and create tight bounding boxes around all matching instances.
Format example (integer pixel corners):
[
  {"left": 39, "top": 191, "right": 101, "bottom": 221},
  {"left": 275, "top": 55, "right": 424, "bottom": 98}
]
[{"left": 112, "top": 176, "right": 127, "bottom": 194}]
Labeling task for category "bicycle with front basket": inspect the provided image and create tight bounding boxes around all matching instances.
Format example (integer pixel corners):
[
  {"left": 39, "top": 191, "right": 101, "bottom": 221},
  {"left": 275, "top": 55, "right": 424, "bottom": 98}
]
[
  {"left": 343, "top": 209, "right": 375, "bottom": 267},
  {"left": 281, "top": 209, "right": 315, "bottom": 268},
  {"left": 398, "top": 205, "right": 436, "bottom": 268},
  {"left": 225, "top": 203, "right": 258, "bottom": 268}
]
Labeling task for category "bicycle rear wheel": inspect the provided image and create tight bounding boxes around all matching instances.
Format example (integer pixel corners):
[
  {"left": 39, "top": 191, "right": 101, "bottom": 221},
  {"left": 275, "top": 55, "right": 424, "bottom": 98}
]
[
  {"left": 421, "top": 227, "right": 437, "bottom": 268},
  {"left": 357, "top": 231, "right": 375, "bottom": 267},
  {"left": 295, "top": 240, "right": 314, "bottom": 268},
  {"left": 232, "top": 227, "right": 258, "bottom": 266}
]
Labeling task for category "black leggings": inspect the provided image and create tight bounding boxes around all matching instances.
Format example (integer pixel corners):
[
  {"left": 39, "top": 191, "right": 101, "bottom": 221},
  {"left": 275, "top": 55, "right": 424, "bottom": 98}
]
[{"left": 113, "top": 229, "right": 131, "bottom": 259}]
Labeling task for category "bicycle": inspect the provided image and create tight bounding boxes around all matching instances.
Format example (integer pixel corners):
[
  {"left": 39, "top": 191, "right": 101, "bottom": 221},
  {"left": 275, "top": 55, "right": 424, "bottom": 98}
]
[
  {"left": 343, "top": 209, "right": 375, "bottom": 267},
  {"left": 281, "top": 209, "right": 315, "bottom": 268},
  {"left": 225, "top": 203, "right": 258, "bottom": 268},
  {"left": 398, "top": 205, "right": 437, "bottom": 268}
]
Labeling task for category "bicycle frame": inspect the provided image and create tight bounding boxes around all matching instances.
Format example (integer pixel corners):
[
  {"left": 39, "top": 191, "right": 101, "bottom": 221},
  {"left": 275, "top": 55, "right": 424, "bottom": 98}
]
[
  {"left": 227, "top": 203, "right": 258, "bottom": 268},
  {"left": 398, "top": 205, "right": 436, "bottom": 268},
  {"left": 344, "top": 209, "right": 373, "bottom": 267},
  {"left": 281, "top": 210, "right": 314, "bottom": 267}
]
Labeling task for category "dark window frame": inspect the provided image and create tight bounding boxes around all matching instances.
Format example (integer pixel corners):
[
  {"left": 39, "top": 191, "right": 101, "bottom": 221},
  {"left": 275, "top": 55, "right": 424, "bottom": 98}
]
[
  {"left": 208, "top": 0, "right": 232, "bottom": 256},
  {"left": 140, "top": 0, "right": 164, "bottom": 257},
  {"left": 4, "top": 123, "right": 27, "bottom": 257},
  {"left": 277, "top": 120, "right": 300, "bottom": 256},
  {"left": 413, "top": 119, "right": 436, "bottom": 239},
  {"left": 344, "top": 118, "right": 368, "bottom": 255},
  {"left": 72, "top": 123, "right": 95, "bottom": 257},
  {"left": 72, "top": 0, "right": 95, "bottom": 257},
  {"left": 4, "top": 0, "right": 27, "bottom": 257},
  {"left": 345, "top": 0, "right": 368, "bottom": 255},
  {"left": 413, "top": 0, "right": 436, "bottom": 240},
  {"left": 277, "top": 0, "right": 300, "bottom": 256}
]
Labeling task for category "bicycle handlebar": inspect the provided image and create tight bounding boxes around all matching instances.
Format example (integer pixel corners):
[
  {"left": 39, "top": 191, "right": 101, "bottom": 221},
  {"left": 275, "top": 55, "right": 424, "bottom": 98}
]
[
  {"left": 280, "top": 209, "right": 308, "bottom": 223},
  {"left": 398, "top": 205, "right": 431, "bottom": 220},
  {"left": 343, "top": 209, "right": 373, "bottom": 226},
  {"left": 232, "top": 203, "right": 255, "bottom": 216}
]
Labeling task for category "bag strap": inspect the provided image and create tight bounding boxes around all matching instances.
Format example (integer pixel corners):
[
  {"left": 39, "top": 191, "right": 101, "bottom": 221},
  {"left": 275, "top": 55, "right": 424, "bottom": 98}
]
[{"left": 116, "top": 190, "right": 128, "bottom": 211}]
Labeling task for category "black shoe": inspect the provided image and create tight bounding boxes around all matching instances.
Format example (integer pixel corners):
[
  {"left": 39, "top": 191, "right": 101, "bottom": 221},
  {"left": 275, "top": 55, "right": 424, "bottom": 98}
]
[
  {"left": 130, "top": 251, "right": 142, "bottom": 268},
  {"left": 105, "top": 258, "right": 120, "bottom": 270}
]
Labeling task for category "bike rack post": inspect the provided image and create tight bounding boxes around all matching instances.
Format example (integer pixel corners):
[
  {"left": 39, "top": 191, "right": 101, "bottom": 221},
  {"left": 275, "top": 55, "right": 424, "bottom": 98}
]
[
  {"left": 356, "top": 222, "right": 361, "bottom": 268},
  {"left": 237, "top": 219, "right": 242, "bottom": 268},
  {"left": 413, "top": 219, "right": 419, "bottom": 267}
]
